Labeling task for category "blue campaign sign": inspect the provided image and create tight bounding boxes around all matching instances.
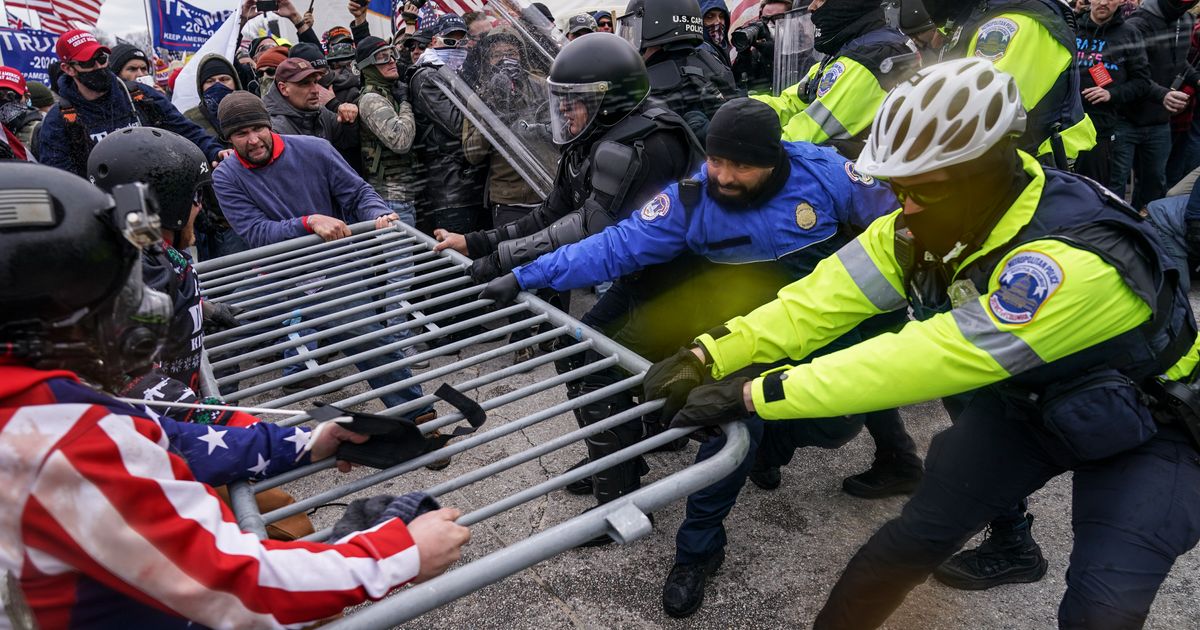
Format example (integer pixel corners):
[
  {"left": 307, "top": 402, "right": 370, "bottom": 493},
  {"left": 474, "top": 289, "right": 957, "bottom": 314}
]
[
  {"left": 151, "top": 0, "right": 233, "bottom": 52},
  {"left": 367, "top": 0, "right": 393, "bottom": 15},
  {"left": 0, "top": 27, "right": 58, "bottom": 86}
]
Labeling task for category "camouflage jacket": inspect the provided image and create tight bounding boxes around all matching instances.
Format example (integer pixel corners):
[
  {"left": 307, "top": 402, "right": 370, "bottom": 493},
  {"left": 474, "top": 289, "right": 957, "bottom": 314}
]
[{"left": 357, "top": 79, "right": 423, "bottom": 202}]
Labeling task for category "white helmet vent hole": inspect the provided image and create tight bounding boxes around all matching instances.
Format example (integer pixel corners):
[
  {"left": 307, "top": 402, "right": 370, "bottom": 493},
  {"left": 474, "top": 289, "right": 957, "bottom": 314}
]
[
  {"left": 905, "top": 123, "right": 937, "bottom": 162},
  {"left": 921, "top": 77, "right": 944, "bottom": 108}
]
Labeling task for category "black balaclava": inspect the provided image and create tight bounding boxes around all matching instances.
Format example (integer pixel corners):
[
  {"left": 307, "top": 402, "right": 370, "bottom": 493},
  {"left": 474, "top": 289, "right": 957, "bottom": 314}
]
[
  {"left": 76, "top": 67, "right": 113, "bottom": 94},
  {"left": 902, "top": 140, "right": 1031, "bottom": 260},
  {"left": 812, "top": 0, "right": 886, "bottom": 55}
]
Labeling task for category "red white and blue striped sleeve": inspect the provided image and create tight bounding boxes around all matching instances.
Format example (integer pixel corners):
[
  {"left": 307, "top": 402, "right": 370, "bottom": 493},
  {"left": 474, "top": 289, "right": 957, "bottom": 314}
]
[{"left": 22, "top": 408, "right": 421, "bottom": 628}]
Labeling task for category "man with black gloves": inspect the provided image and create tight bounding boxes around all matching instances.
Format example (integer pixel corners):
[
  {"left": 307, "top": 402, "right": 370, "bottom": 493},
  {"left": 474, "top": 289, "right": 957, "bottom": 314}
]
[
  {"left": 433, "top": 33, "right": 701, "bottom": 290},
  {"left": 480, "top": 99, "right": 905, "bottom": 616},
  {"left": 617, "top": 0, "right": 738, "bottom": 142},
  {"left": 1118, "top": 0, "right": 1199, "bottom": 204},
  {"left": 1073, "top": 0, "right": 1153, "bottom": 188},
  {"left": 730, "top": 0, "right": 792, "bottom": 94},
  {"left": 407, "top": 14, "right": 486, "bottom": 233},
  {"left": 0, "top": 162, "right": 471, "bottom": 628},
  {"left": 756, "top": 0, "right": 917, "bottom": 158},
  {"left": 850, "top": 0, "right": 1100, "bottom": 585},
  {"left": 39, "top": 30, "right": 225, "bottom": 177},
  {"left": 645, "top": 58, "right": 1200, "bottom": 629}
]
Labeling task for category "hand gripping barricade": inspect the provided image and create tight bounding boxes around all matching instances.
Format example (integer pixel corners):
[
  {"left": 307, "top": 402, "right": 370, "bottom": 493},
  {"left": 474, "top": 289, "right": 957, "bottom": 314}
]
[{"left": 191, "top": 221, "right": 749, "bottom": 628}]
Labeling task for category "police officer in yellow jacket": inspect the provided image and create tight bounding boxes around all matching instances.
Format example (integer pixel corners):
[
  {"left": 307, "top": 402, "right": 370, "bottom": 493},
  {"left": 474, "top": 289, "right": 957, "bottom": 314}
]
[
  {"left": 643, "top": 59, "right": 1200, "bottom": 628},
  {"left": 755, "top": 0, "right": 917, "bottom": 156},
  {"left": 922, "top": 0, "right": 1097, "bottom": 163}
]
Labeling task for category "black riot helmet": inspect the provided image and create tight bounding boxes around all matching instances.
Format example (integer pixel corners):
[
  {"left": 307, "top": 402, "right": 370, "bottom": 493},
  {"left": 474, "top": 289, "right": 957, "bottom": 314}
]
[
  {"left": 0, "top": 162, "right": 171, "bottom": 388},
  {"left": 87, "top": 127, "right": 211, "bottom": 234},
  {"left": 547, "top": 32, "right": 650, "bottom": 145},
  {"left": 920, "top": 0, "right": 970, "bottom": 24},
  {"left": 617, "top": 0, "right": 705, "bottom": 51}
]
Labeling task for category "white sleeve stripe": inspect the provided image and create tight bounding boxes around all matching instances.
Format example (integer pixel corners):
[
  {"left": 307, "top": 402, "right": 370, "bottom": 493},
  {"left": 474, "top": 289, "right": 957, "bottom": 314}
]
[
  {"left": 99, "top": 414, "right": 420, "bottom": 594},
  {"left": 31, "top": 449, "right": 285, "bottom": 629}
]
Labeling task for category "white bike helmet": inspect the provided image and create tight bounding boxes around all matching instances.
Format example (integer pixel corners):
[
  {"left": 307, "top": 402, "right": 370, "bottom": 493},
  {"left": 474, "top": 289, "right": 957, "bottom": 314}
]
[{"left": 856, "top": 57, "right": 1027, "bottom": 178}]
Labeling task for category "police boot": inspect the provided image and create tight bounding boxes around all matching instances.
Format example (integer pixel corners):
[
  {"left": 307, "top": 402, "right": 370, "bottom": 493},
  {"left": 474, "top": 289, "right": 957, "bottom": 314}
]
[
  {"left": 662, "top": 548, "right": 725, "bottom": 618},
  {"left": 748, "top": 461, "right": 781, "bottom": 491},
  {"left": 841, "top": 449, "right": 924, "bottom": 499},
  {"left": 933, "top": 513, "right": 1048, "bottom": 590}
]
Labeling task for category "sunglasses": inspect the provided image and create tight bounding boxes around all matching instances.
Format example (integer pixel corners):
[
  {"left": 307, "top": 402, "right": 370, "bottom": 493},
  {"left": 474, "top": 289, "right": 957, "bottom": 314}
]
[
  {"left": 71, "top": 51, "right": 109, "bottom": 71},
  {"left": 435, "top": 35, "right": 464, "bottom": 48},
  {"left": 891, "top": 181, "right": 954, "bottom": 206},
  {"left": 597, "top": 20, "right": 612, "bottom": 27},
  {"left": 259, "top": 67, "right": 277, "bottom": 77}
]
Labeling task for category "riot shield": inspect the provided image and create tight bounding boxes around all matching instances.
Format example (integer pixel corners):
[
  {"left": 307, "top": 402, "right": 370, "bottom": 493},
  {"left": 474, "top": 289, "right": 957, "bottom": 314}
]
[
  {"left": 772, "top": 8, "right": 816, "bottom": 97},
  {"left": 432, "top": 5, "right": 564, "bottom": 199}
]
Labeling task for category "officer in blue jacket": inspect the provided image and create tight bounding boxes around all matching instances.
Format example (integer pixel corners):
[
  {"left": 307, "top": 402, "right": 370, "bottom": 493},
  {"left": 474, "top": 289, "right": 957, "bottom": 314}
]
[{"left": 483, "top": 98, "right": 904, "bottom": 617}]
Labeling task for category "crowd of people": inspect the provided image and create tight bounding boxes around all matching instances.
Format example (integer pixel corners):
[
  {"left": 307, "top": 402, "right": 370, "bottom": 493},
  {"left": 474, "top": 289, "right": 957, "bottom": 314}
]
[{"left": 3, "top": 0, "right": 1200, "bottom": 627}]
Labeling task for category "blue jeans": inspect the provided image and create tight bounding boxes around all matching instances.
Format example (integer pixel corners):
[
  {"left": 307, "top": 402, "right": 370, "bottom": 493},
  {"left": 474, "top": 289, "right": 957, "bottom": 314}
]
[
  {"left": 1144, "top": 194, "right": 1190, "bottom": 292},
  {"left": 194, "top": 227, "right": 251, "bottom": 262},
  {"left": 1110, "top": 120, "right": 1171, "bottom": 209},
  {"left": 675, "top": 411, "right": 868, "bottom": 564},
  {"left": 813, "top": 388, "right": 1200, "bottom": 629},
  {"left": 280, "top": 295, "right": 425, "bottom": 413}
]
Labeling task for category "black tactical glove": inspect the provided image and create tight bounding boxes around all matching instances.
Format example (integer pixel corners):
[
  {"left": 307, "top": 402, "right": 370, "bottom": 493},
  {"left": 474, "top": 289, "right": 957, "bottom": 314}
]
[
  {"left": 469, "top": 251, "right": 504, "bottom": 284},
  {"left": 481, "top": 272, "right": 521, "bottom": 305},
  {"left": 669, "top": 377, "right": 752, "bottom": 430},
  {"left": 202, "top": 301, "right": 243, "bottom": 334},
  {"left": 390, "top": 79, "right": 409, "bottom": 104},
  {"left": 644, "top": 347, "right": 707, "bottom": 424}
]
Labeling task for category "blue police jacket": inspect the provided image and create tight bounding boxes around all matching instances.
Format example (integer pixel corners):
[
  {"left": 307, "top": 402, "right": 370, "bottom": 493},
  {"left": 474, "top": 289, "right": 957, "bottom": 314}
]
[{"left": 512, "top": 141, "right": 900, "bottom": 292}]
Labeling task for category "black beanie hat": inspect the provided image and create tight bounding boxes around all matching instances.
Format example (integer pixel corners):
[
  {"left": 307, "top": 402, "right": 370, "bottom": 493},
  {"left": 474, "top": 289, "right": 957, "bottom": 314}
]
[
  {"left": 705, "top": 98, "right": 782, "bottom": 167},
  {"left": 198, "top": 57, "right": 232, "bottom": 87},
  {"left": 217, "top": 90, "right": 272, "bottom": 139},
  {"left": 109, "top": 44, "right": 148, "bottom": 74},
  {"left": 355, "top": 36, "right": 391, "bottom": 68},
  {"left": 289, "top": 42, "right": 328, "bottom": 70}
]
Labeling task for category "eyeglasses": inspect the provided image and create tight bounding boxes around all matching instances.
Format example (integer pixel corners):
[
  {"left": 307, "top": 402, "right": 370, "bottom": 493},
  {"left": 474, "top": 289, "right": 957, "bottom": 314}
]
[
  {"left": 374, "top": 50, "right": 398, "bottom": 64},
  {"left": 71, "top": 52, "right": 109, "bottom": 70}
]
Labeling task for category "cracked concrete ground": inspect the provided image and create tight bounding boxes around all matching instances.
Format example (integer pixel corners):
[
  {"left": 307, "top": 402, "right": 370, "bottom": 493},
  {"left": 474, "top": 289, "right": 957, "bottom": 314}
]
[{"left": 228, "top": 291, "right": 1200, "bottom": 630}]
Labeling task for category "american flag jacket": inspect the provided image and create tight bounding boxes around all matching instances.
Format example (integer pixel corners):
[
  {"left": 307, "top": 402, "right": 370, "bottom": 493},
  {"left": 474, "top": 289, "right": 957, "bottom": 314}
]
[{"left": 0, "top": 363, "right": 421, "bottom": 628}]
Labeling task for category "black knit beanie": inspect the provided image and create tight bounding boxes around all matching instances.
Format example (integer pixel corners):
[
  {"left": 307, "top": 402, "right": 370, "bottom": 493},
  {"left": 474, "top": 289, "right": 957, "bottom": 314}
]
[
  {"left": 705, "top": 98, "right": 782, "bottom": 167},
  {"left": 198, "top": 57, "right": 232, "bottom": 87}
]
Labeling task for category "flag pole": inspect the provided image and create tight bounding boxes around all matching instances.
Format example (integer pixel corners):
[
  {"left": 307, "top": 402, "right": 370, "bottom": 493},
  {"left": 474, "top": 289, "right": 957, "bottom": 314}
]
[{"left": 142, "top": 0, "right": 154, "bottom": 49}]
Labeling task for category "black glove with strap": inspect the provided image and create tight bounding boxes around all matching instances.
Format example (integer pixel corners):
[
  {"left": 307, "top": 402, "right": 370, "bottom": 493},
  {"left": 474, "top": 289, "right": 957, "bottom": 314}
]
[
  {"left": 469, "top": 251, "right": 504, "bottom": 284},
  {"left": 202, "top": 301, "right": 243, "bottom": 334},
  {"left": 481, "top": 272, "right": 521, "bottom": 305},
  {"left": 669, "top": 377, "right": 752, "bottom": 430},
  {"left": 644, "top": 347, "right": 707, "bottom": 424}
]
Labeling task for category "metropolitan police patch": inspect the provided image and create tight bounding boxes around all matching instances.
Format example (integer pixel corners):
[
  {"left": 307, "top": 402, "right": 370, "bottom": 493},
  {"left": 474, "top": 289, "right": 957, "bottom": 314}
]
[
  {"left": 816, "top": 62, "right": 845, "bottom": 98},
  {"left": 844, "top": 162, "right": 875, "bottom": 186},
  {"left": 640, "top": 193, "right": 671, "bottom": 221},
  {"left": 988, "top": 251, "right": 1063, "bottom": 325},
  {"left": 974, "top": 18, "right": 1018, "bottom": 61}
]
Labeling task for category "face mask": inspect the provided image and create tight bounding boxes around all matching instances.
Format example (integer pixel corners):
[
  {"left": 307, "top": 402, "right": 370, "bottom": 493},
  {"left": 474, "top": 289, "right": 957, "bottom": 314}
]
[
  {"left": 433, "top": 47, "right": 468, "bottom": 71},
  {"left": 77, "top": 68, "right": 112, "bottom": 93},
  {"left": 705, "top": 23, "right": 728, "bottom": 48},
  {"left": 203, "top": 81, "right": 233, "bottom": 121}
]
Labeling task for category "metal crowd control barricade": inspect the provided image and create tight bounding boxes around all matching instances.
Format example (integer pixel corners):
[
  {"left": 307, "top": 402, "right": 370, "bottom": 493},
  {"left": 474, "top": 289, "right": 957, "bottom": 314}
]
[{"left": 192, "top": 221, "right": 749, "bottom": 628}]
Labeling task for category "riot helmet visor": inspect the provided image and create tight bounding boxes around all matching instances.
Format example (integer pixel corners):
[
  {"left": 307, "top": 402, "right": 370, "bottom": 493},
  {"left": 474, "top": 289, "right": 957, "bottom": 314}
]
[{"left": 547, "top": 79, "right": 607, "bottom": 144}]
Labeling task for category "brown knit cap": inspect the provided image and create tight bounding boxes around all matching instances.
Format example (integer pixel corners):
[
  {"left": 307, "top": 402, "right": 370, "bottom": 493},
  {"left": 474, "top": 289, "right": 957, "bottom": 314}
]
[{"left": 217, "top": 90, "right": 272, "bottom": 139}]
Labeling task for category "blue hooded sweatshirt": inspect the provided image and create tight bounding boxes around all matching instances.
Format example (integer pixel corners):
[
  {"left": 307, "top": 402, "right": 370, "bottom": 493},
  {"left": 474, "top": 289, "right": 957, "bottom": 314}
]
[{"left": 39, "top": 71, "right": 223, "bottom": 176}]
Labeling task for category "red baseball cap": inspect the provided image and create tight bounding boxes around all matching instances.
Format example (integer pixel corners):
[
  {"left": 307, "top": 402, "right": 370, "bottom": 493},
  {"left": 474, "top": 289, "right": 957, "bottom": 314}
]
[
  {"left": 0, "top": 66, "right": 26, "bottom": 95},
  {"left": 56, "top": 29, "right": 110, "bottom": 63}
]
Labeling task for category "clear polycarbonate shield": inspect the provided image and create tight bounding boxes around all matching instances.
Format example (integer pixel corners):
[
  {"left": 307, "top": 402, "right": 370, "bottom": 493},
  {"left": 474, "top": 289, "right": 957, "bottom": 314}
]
[
  {"left": 616, "top": 11, "right": 642, "bottom": 49},
  {"left": 773, "top": 8, "right": 817, "bottom": 97},
  {"left": 547, "top": 79, "right": 607, "bottom": 145},
  {"left": 429, "top": 0, "right": 568, "bottom": 198}
]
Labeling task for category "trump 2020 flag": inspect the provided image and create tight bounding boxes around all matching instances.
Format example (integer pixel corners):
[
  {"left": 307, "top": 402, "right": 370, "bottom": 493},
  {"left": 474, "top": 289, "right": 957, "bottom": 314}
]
[
  {"left": 0, "top": 26, "right": 58, "bottom": 85},
  {"left": 150, "top": 0, "right": 233, "bottom": 52}
]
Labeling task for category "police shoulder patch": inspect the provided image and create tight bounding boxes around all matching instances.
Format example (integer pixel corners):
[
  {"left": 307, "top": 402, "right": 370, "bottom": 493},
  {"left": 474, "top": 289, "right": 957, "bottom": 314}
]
[
  {"left": 816, "top": 61, "right": 845, "bottom": 98},
  {"left": 640, "top": 193, "right": 671, "bottom": 221},
  {"left": 844, "top": 161, "right": 875, "bottom": 186},
  {"left": 988, "top": 250, "right": 1063, "bottom": 325},
  {"left": 974, "top": 18, "right": 1018, "bottom": 62}
]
